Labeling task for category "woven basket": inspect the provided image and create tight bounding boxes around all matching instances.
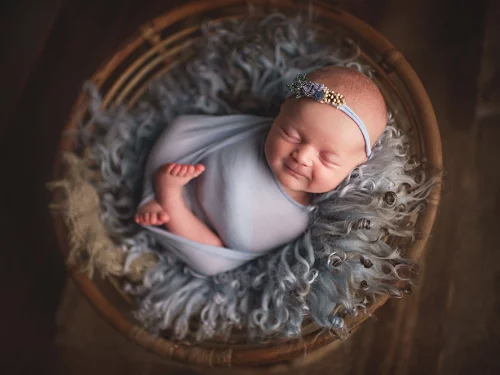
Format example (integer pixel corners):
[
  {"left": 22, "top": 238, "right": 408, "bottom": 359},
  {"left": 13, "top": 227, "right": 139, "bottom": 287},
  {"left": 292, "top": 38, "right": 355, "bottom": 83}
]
[{"left": 52, "top": 0, "right": 442, "bottom": 369}]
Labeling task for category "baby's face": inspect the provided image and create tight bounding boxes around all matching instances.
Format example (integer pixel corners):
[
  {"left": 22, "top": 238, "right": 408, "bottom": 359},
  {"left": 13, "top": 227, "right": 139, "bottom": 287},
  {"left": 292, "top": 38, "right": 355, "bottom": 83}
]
[{"left": 265, "top": 98, "right": 368, "bottom": 196}]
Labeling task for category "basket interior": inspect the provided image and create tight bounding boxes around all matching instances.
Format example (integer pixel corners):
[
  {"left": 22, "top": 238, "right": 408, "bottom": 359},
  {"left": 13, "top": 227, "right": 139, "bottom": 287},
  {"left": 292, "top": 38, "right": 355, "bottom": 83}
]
[{"left": 57, "top": 0, "right": 442, "bottom": 366}]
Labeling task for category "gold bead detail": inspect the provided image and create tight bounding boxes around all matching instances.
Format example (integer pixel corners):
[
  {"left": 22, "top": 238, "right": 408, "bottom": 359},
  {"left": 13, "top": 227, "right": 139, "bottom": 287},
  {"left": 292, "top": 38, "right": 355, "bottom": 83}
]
[{"left": 320, "top": 88, "right": 345, "bottom": 107}]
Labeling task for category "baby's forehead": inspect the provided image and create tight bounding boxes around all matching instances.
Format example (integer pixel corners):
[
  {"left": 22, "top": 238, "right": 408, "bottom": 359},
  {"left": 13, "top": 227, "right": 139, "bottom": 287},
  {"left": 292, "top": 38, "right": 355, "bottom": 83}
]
[
  {"left": 304, "top": 67, "right": 388, "bottom": 141},
  {"left": 282, "top": 101, "right": 367, "bottom": 152},
  {"left": 315, "top": 126, "right": 367, "bottom": 157},
  {"left": 309, "top": 69, "right": 377, "bottom": 103}
]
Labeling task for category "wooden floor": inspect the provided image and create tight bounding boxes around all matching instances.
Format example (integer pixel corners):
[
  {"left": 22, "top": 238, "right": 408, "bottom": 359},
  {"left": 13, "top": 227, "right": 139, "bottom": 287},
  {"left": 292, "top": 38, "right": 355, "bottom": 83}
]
[{"left": 1, "top": 0, "right": 499, "bottom": 374}]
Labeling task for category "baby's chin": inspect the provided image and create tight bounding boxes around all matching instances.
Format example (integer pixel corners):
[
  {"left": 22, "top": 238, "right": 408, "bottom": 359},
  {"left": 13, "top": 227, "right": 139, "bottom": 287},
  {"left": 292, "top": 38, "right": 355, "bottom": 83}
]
[
  {"left": 280, "top": 176, "right": 341, "bottom": 195},
  {"left": 275, "top": 172, "right": 308, "bottom": 192}
]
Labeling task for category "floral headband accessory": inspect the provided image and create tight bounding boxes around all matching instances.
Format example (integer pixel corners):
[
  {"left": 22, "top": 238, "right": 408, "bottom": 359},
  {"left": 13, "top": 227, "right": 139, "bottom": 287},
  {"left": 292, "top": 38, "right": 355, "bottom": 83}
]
[{"left": 287, "top": 73, "right": 372, "bottom": 157}]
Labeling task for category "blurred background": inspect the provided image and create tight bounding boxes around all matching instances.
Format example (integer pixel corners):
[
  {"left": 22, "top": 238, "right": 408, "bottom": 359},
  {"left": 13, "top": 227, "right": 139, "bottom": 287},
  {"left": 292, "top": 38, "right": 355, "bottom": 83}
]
[{"left": 0, "top": 0, "right": 499, "bottom": 374}]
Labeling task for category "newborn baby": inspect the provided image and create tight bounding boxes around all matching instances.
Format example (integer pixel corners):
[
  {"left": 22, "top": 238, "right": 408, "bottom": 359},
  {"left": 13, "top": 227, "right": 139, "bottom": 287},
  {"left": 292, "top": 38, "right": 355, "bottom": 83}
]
[{"left": 135, "top": 66, "right": 387, "bottom": 275}]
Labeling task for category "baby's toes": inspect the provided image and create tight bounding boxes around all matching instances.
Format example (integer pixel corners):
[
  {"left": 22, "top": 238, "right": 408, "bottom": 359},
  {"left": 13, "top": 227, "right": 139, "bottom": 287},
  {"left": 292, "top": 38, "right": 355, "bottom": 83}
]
[
  {"left": 193, "top": 164, "right": 205, "bottom": 177},
  {"left": 157, "top": 212, "right": 169, "bottom": 224},
  {"left": 143, "top": 212, "right": 153, "bottom": 225},
  {"left": 139, "top": 213, "right": 145, "bottom": 223},
  {"left": 149, "top": 213, "right": 159, "bottom": 225},
  {"left": 166, "top": 163, "right": 176, "bottom": 174},
  {"left": 134, "top": 213, "right": 142, "bottom": 224},
  {"left": 171, "top": 164, "right": 182, "bottom": 176},
  {"left": 179, "top": 165, "right": 189, "bottom": 177}
]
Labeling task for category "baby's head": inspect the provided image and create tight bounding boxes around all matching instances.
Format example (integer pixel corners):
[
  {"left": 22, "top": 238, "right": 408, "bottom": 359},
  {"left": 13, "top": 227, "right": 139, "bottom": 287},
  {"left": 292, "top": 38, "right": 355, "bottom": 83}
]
[{"left": 265, "top": 66, "right": 387, "bottom": 198}]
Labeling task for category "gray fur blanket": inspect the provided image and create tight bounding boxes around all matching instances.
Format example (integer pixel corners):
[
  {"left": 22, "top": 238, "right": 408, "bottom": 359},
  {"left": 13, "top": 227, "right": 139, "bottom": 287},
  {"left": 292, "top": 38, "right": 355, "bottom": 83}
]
[{"left": 80, "top": 12, "right": 435, "bottom": 341}]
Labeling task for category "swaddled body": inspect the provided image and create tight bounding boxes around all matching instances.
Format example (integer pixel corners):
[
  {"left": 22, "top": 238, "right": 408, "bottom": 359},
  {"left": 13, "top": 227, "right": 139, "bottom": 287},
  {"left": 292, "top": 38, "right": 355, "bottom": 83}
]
[
  {"left": 136, "top": 66, "right": 389, "bottom": 276},
  {"left": 139, "top": 115, "right": 311, "bottom": 275}
]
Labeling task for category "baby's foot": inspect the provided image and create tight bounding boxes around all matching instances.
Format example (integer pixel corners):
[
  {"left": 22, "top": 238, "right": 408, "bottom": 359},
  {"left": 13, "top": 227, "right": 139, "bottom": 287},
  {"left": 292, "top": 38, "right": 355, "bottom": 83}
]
[
  {"left": 135, "top": 199, "right": 169, "bottom": 226},
  {"left": 155, "top": 163, "right": 205, "bottom": 196}
]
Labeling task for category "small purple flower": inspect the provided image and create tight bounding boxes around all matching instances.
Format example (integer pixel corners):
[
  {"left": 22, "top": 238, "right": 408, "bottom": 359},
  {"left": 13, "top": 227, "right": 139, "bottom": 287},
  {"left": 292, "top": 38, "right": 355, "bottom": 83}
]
[
  {"left": 313, "top": 90, "right": 325, "bottom": 101},
  {"left": 301, "top": 81, "right": 324, "bottom": 96}
]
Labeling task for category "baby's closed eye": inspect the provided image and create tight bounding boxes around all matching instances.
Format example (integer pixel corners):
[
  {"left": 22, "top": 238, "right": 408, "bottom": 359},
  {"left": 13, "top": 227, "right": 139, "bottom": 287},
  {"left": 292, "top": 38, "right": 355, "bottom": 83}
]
[
  {"left": 280, "top": 127, "right": 301, "bottom": 143},
  {"left": 319, "top": 153, "right": 341, "bottom": 167}
]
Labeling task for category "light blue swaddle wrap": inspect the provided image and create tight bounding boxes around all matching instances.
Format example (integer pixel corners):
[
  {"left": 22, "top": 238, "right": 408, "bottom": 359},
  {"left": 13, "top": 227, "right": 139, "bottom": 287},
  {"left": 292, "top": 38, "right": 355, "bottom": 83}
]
[{"left": 139, "top": 114, "right": 311, "bottom": 276}]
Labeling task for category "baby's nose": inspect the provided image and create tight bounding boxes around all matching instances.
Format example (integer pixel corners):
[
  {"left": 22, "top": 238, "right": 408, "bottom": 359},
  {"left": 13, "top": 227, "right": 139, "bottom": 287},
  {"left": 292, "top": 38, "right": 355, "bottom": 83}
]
[{"left": 292, "top": 146, "right": 314, "bottom": 166}]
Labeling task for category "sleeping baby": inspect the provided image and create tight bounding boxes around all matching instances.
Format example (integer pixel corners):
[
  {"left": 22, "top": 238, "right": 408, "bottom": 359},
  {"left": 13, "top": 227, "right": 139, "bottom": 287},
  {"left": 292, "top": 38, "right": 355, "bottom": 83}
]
[{"left": 134, "top": 66, "right": 387, "bottom": 276}]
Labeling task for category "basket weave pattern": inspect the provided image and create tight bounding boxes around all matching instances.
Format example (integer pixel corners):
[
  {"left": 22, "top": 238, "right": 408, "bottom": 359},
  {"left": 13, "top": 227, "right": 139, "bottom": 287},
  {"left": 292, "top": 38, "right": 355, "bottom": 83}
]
[{"left": 52, "top": 0, "right": 442, "bottom": 367}]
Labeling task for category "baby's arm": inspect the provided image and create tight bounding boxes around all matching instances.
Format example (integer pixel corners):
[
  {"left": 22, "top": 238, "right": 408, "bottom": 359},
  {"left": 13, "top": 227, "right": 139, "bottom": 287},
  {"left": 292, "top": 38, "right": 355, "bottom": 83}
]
[{"left": 136, "top": 163, "right": 223, "bottom": 247}]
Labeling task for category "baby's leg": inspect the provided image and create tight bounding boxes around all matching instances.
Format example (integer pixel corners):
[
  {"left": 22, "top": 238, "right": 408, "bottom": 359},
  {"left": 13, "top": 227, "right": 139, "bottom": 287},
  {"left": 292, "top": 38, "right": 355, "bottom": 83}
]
[
  {"left": 135, "top": 164, "right": 204, "bottom": 226},
  {"left": 156, "top": 163, "right": 223, "bottom": 247},
  {"left": 135, "top": 163, "right": 204, "bottom": 227}
]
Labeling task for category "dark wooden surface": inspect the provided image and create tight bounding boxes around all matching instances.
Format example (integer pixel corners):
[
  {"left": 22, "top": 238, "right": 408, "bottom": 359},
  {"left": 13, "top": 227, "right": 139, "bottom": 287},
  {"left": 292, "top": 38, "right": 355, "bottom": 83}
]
[{"left": 1, "top": 0, "right": 499, "bottom": 374}]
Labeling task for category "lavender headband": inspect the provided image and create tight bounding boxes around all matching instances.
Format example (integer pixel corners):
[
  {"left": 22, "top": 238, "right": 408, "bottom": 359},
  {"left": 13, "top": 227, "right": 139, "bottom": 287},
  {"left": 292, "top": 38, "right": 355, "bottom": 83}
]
[{"left": 287, "top": 74, "right": 372, "bottom": 157}]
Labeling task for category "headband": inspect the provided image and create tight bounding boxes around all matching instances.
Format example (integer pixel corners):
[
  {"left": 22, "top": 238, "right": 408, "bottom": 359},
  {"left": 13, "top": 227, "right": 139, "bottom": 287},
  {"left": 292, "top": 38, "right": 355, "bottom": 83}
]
[{"left": 287, "top": 73, "right": 372, "bottom": 157}]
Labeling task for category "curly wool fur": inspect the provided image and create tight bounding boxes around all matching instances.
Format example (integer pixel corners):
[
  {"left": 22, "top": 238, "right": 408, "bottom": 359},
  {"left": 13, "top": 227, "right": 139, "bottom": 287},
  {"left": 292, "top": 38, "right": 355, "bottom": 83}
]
[{"left": 80, "top": 13, "right": 437, "bottom": 341}]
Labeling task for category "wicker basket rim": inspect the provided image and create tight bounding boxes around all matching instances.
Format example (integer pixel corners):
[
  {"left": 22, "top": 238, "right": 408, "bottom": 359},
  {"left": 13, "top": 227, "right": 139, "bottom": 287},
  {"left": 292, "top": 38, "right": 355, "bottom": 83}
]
[{"left": 52, "top": 0, "right": 443, "bottom": 368}]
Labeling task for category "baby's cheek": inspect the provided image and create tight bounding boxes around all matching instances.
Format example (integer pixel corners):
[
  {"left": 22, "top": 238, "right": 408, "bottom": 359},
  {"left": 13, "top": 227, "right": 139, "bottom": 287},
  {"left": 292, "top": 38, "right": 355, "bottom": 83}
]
[
  {"left": 271, "top": 139, "right": 287, "bottom": 161},
  {"left": 264, "top": 135, "right": 275, "bottom": 161},
  {"left": 314, "top": 169, "right": 343, "bottom": 192}
]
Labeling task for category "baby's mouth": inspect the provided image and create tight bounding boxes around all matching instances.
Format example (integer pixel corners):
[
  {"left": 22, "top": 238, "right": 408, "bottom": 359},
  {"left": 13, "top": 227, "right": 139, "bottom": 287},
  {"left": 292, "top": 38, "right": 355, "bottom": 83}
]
[{"left": 284, "top": 163, "right": 308, "bottom": 179}]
